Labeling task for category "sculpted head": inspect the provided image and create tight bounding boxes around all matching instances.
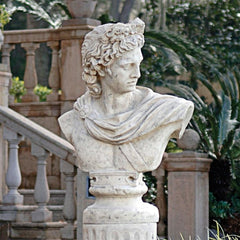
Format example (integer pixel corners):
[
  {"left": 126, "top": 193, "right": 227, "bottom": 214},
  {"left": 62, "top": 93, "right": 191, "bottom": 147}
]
[{"left": 82, "top": 18, "right": 145, "bottom": 97}]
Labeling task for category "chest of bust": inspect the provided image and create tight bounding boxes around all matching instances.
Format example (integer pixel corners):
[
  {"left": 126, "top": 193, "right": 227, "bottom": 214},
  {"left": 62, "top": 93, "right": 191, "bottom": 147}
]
[{"left": 71, "top": 116, "right": 180, "bottom": 172}]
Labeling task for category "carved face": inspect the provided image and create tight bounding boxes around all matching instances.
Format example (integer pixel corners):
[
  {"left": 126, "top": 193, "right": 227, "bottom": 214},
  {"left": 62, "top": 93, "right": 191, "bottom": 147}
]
[{"left": 101, "top": 48, "right": 143, "bottom": 94}]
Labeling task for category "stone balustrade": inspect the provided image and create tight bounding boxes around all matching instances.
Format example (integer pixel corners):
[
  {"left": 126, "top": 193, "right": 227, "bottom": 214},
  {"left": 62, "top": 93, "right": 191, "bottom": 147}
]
[
  {"left": 1, "top": 24, "right": 98, "bottom": 192},
  {"left": 0, "top": 105, "right": 78, "bottom": 239},
  {"left": 2, "top": 29, "right": 59, "bottom": 103},
  {"left": 2, "top": 25, "right": 96, "bottom": 104}
]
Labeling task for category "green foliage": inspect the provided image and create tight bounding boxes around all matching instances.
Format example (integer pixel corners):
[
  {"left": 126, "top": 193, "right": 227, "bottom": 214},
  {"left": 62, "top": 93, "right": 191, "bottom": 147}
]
[
  {"left": 164, "top": 68, "right": 240, "bottom": 163},
  {"left": 143, "top": 172, "right": 157, "bottom": 203},
  {"left": 166, "top": 139, "right": 182, "bottom": 153},
  {"left": 209, "top": 192, "right": 232, "bottom": 220},
  {"left": 34, "top": 84, "right": 52, "bottom": 102},
  {"left": 230, "top": 193, "right": 240, "bottom": 213},
  {"left": 0, "top": 4, "right": 11, "bottom": 29},
  {"left": 5, "top": 0, "right": 70, "bottom": 28},
  {"left": 166, "top": 0, "right": 240, "bottom": 69},
  {"left": 160, "top": 221, "right": 240, "bottom": 239},
  {"left": 139, "top": 30, "right": 220, "bottom": 88},
  {"left": 9, "top": 77, "right": 26, "bottom": 102},
  {"left": 9, "top": 78, "right": 52, "bottom": 102},
  {"left": 209, "top": 221, "right": 240, "bottom": 240}
]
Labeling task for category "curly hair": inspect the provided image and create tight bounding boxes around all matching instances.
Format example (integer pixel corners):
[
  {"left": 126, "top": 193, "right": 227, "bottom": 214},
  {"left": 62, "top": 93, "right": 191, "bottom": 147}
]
[{"left": 82, "top": 18, "right": 145, "bottom": 97}]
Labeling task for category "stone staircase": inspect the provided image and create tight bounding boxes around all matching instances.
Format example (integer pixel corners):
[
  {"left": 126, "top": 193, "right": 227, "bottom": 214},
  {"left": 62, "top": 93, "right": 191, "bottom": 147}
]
[
  {"left": 0, "top": 106, "right": 77, "bottom": 239},
  {"left": 19, "top": 189, "right": 65, "bottom": 222},
  {"left": 0, "top": 190, "right": 70, "bottom": 240}
]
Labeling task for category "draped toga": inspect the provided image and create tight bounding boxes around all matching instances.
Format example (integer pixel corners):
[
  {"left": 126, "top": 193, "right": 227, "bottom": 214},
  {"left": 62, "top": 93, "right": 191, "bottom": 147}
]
[{"left": 73, "top": 86, "right": 194, "bottom": 145}]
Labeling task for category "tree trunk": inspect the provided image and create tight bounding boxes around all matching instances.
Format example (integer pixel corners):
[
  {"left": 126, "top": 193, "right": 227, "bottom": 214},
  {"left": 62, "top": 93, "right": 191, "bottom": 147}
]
[
  {"left": 119, "top": 0, "right": 135, "bottom": 23},
  {"left": 155, "top": 0, "right": 167, "bottom": 30},
  {"left": 110, "top": 0, "right": 121, "bottom": 21}
]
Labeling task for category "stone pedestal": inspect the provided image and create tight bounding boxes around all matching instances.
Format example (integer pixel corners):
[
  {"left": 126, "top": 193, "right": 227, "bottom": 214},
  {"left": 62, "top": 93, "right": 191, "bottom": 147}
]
[
  {"left": 83, "top": 171, "right": 159, "bottom": 240},
  {"left": 165, "top": 151, "right": 212, "bottom": 240}
]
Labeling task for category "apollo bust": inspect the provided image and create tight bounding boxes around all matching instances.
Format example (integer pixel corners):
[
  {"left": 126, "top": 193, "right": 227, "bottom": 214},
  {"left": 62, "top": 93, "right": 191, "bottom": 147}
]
[{"left": 58, "top": 18, "right": 194, "bottom": 173}]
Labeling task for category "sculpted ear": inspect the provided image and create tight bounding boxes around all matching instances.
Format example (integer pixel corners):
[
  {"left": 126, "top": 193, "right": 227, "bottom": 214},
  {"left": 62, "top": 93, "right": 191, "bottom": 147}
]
[
  {"left": 105, "top": 67, "right": 112, "bottom": 76},
  {"left": 97, "top": 66, "right": 113, "bottom": 78},
  {"left": 94, "top": 65, "right": 106, "bottom": 77}
]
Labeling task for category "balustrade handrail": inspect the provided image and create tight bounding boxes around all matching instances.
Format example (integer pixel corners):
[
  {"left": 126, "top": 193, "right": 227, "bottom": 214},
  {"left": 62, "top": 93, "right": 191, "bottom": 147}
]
[
  {"left": 0, "top": 106, "right": 76, "bottom": 166},
  {"left": 3, "top": 25, "right": 94, "bottom": 44}
]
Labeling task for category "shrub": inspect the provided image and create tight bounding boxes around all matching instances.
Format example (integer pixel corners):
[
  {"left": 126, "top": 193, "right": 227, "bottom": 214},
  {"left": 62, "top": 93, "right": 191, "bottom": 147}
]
[
  {"left": 0, "top": 4, "right": 11, "bottom": 29},
  {"left": 34, "top": 84, "right": 52, "bottom": 102},
  {"left": 166, "top": 0, "right": 240, "bottom": 69},
  {"left": 9, "top": 76, "right": 26, "bottom": 102},
  {"left": 9, "top": 77, "right": 52, "bottom": 102}
]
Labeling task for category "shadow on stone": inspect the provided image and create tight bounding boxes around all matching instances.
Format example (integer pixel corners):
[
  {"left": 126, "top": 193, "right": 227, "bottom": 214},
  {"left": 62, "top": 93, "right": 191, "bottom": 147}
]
[{"left": 0, "top": 221, "right": 9, "bottom": 240}]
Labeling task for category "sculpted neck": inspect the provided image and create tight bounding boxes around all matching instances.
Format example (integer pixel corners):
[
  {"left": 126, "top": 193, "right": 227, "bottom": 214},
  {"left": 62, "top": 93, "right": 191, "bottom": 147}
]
[{"left": 99, "top": 88, "right": 135, "bottom": 115}]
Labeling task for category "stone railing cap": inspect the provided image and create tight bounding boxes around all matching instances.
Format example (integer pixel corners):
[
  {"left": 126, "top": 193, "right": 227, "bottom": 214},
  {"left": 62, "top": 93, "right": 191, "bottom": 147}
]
[{"left": 0, "top": 106, "right": 76, "bottom": 166}]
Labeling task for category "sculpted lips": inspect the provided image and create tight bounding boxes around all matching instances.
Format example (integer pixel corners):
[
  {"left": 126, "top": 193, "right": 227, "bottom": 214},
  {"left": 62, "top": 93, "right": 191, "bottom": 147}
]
[{"left": 127, "top": 79, "right": 138, "bottom": 85}]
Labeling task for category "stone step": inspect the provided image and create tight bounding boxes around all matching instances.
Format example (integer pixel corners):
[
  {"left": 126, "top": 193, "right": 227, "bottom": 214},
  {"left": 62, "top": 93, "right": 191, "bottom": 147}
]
[
  {"left": 10, "top": 222, "right": 67, "bottom": 240},
  {"left": 0, "top": 205, "right": 64, "bottom": 222},
  {"left": 19, "top": 189, "right": 65, "bottom": 206}
]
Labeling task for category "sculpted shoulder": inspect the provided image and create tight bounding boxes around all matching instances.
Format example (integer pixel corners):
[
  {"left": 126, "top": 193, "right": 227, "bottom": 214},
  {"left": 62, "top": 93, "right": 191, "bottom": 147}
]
[{"left": 58, "top": 110, "right": 80, "bottom": 143}]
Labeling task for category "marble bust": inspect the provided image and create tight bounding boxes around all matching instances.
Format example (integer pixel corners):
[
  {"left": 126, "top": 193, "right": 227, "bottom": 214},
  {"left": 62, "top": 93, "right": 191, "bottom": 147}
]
[{"left": 58, "top": 18, "right": 194, "bottom": 173}]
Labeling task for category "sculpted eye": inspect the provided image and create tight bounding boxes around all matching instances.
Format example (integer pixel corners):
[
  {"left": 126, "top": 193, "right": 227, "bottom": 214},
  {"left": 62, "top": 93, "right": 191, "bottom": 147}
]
[{"left": 121, "top": 64, "right": 131, "bottom": 70}]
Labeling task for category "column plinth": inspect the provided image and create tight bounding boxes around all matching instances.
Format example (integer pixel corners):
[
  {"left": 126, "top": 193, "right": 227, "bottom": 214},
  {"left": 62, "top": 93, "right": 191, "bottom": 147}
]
[{"left": 83, "top": 171, "right": 159, "bottom": 240}]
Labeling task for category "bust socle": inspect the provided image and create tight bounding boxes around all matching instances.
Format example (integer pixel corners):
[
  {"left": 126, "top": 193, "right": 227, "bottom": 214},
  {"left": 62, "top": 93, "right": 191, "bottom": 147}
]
[{"left": 58, "top": 18, "right": 194, "bottom": 173}]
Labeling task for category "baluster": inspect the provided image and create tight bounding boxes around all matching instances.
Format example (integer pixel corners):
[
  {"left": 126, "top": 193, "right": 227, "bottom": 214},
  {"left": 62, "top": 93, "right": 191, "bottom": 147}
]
[
  {"left": 31, "top": 143, "right": 52, "bottom": 222},
  {"left": 47, "top": 41, "right": 60, "bottom": 101},
  {"left": 60, "top": 160, "right": 77, "bottom": 240},
  {"left": 21, "top": 42, "right": 40, "bottom": 102},
  {"left": 1, "top": 43, "right": 15, "bottom": 72},
  {"left": 3, "top": 127, "right": 24, "bottom": 205},
  {"left": 2, "top": 43, "right": 16, "bottom": 104}
]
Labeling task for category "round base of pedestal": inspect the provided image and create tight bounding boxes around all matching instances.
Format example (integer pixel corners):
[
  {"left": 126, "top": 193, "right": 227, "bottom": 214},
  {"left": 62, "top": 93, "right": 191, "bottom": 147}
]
[
  {"left": 82, "top": 171, "right": 159, "bottom": 240},
  {"left": 83, "top": 223, "right": 157, "bottom": 240}
]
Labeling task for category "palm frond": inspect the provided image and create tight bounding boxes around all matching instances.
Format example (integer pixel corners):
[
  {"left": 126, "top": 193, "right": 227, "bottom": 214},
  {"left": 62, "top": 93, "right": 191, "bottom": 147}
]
[
  {"left": 218, "top": 94, "right": 235, "bottom": 147},
  {"left": 191, "top": 115, "right": 214, "bottom": 154},
  {"left": 15, "top": 0, "right": 56, "bottom": 27},
  {"left": 46, "top": 0, "right": 71, "bottom": 18},
  {"left": 8, "top": 0, "right": 69, "bottom": 28},
  {"left": 145, "top": 30, "right": 220, "bottom": 68},
  {"left": 164, "top": 82, "right": 207, "bottom": 111},
  {"left": 196, "top": 72, "right": 222, "bottom": 111}
]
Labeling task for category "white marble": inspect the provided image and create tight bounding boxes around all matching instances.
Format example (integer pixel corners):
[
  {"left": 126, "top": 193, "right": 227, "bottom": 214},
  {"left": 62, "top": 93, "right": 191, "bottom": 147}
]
[
  {"left": 58, "top": 18, "right": 194, "bottom": 239},
  {"left": 59, "top": 19, "right": 193, "bottom": 173}
]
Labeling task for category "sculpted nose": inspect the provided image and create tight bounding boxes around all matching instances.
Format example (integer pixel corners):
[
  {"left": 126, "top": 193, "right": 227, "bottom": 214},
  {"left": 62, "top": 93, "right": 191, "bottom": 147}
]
[{"left": 131, "top": 65, "right": 141, "bottom": 78}]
